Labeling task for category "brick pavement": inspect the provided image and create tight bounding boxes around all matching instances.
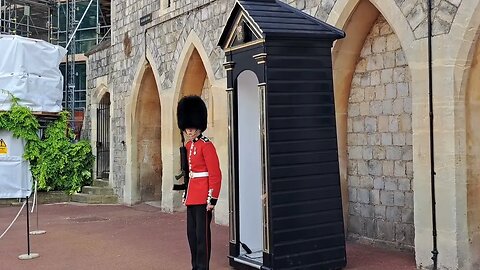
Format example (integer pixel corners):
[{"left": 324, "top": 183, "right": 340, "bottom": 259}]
[{"left": 0, "top": 203, "right": 415, "bottom": 270}]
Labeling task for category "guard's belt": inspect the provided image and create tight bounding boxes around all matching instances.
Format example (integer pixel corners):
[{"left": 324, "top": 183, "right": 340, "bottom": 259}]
[{"left": 189, "top": 172, "right": 209, "bottom": 178}]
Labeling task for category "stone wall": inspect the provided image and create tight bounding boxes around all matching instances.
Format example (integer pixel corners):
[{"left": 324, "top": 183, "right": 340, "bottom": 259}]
[
  {"left": 83, "top": 0, "right": 467, "bottom": 217},
  {"left": 279, "top": 0, "right": 462, "bottom": 39},
  {"left": 394, "top": 0, "right": 461, "bottom": 38},
  {"left": 81, "top": 0, "right": 480, "bottom": 268},
  {"left": 84, "top": 45, "right": 111, "bottom": 142},
  {"left": 84, "top": 0, "right": 459, "bottom": 226},
  {"left": 347, "top": 15, "right": 414, "bottom": 248},
  {"left": 86, "top": 0, "right": 467, "bottom": 206},
  {"left": 280, "top": 0, "right": 338, "bottom": 21},
  {"left": 86, "top": 0, "right": 234, "bottom": 201},
  {"left": 145, "top": 1, "right": 231, "bottom": 91}
]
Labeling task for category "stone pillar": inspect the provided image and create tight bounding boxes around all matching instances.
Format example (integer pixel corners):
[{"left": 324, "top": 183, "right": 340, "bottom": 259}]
[
  {"left": 211, "top": 79, "right": 229, "bottom": 225},
  {"left": 411, "top": 35, "right": 470, "bottom": 270},
  {"left": 160, "top": 90, "right": 178, "bottom": 212}
]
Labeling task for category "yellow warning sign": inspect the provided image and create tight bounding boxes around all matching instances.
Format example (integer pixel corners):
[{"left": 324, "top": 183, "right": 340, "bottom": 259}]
[{"left": 0, "top": 139, "right": 7, "bottom": 154}]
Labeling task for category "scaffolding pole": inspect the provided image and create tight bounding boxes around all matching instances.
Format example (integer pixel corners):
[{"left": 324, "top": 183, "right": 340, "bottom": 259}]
[
  {"left": 66, "top": 0, "right": 95, "bottom": 48},
  {"left": 13, "top": 3, "right": 17, "bottom": 35},
  {"left": 1, "top": 0, "right": 3, "bottom": 33},
  {"left": 56, "top": 1, "right": 59, "bottom": 43},
  {"left": 67, "top": 0, "right": 76, "bottom": 130},
  {"left": 64, "top": 0, "right": 94, "bottom": 134},
  {"left": 0, "top": 19, "right": 49, "bottom": 31},
  {"left": 47, "top": 4, "right": 51, "bottom": 42},
  {"left": 24, "top": 4, "right": 29, "bottom": 37}
]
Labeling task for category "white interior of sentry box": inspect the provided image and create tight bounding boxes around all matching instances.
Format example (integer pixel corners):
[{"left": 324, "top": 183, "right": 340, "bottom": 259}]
[{"left": 237, "top": 70, "right": 264, "bottom": 263}]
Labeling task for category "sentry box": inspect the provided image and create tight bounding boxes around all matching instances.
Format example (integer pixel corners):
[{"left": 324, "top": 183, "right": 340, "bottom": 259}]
[{"left": 218, "top": 1, "right": 347, "bottom": 269}]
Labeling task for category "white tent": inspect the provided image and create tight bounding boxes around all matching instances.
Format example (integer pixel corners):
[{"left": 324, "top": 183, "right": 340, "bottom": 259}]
[
  {"left": 0, "top": 35, "right": 65, "bottom": 198},
  {"left": 0, "top": 34, "right": 67, "bottom": 112},
  {"left": 0, "top": 130, "right": 32, "bottom": 199}
]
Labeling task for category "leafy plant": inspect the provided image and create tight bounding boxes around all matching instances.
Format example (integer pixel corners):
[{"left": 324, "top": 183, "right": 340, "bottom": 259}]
[{"left": 0, "top": 91, "right": 94, "bottom": 194}]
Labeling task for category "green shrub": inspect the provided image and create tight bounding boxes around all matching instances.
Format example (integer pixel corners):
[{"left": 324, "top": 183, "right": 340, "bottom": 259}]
[{"left": 0, "top": 91, "right": 94, "bottom": 194}]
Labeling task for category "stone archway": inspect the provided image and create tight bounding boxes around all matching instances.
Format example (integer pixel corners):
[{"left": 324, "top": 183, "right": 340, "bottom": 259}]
[
  {"left": 91, "top": 83, "right": 111, "bottom": 182},
  {"left": 174, "top": 47, "right": 208, "bottom": 148},
  {"left": 175, "top": 47, "right": 212, "bottom": 155},
  {"left": 135, "top": 65, "right": 162, "bottom": 203},
  {"left": 181, "top": 49, "right": 207, "bottom": 97},
  {"left": 332, "top": 0, "right": 414, "bottom": 249},
  {"left": 466, "top": 39, "right": 480, "bottom": 268},
  {"left": 179, "top": 49, "right": 212, "bottom": 134},
  {"left": 170, "top": 47, "right": 213, "bottom": 209},
  {"left": 331, "top": 0, "right": 380, "bottom": 230}
]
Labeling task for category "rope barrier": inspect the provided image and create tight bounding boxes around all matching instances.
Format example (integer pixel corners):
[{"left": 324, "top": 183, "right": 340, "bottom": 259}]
[{"left": 0, "top": 200, "right": 27, "bottom": 239}]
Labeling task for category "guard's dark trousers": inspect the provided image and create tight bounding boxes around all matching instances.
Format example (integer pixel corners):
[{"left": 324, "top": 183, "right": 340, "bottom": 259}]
[{"left": 187, "top": 204, "right": 212, "bottom": 270}]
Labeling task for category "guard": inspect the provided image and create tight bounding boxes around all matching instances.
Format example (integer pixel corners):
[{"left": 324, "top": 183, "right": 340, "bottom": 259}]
[{"left": 177, "top": 95, "right": 222, "bottom": 270}]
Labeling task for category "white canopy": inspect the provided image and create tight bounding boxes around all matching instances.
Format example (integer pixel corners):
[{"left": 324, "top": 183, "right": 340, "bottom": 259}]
[
  {"left": 0, "top": 34, "right": 67, "bottom": 112},
  {"left": 0, "top": 130, "right": 32, "bottom": 199}
]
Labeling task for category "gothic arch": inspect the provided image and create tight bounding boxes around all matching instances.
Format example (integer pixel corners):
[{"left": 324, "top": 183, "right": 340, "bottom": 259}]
[
  {"left": 91, "top": 84, "right": 111, "bottom": 180},
  {"left": 466, "top": 38, "right": 480, "bottom": 270},
  {"left": 169, "top": 31, "right": 217, "bottom": 208},
  {"left": 451, "top": 2, "right": 480, "bottom": 266},
  {"left": 125, "top": 50, "right": 163, "bottom": 205},
  {"left": 328, "top": 0, "right": 415, "bottom": 230},
  {"left": 172, "top": 31, "right": 216, "bottom": 101},
  {"left": 171, "top": 31, "right": 217, "bottom": 140}
]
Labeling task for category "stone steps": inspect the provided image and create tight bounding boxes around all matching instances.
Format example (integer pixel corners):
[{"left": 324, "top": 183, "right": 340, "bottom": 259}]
[
  {"left": 70, "top": 179, "right": 118, "bottom": 204},
  {"left": 81, "top": 186, "right": 114, "bottom": 195},
  {"left": 0, "top": 191, "right": 71, "bottom": 206},
  {"left": 71, "top": 193, "right": 118, "bottom": 204},
  {"left": 93, "top": 179, "right": 109, "bottom": 187}
]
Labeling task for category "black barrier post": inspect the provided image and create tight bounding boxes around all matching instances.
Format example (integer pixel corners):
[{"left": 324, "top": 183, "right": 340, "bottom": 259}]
[
  {"left": 18, "top": 196, "right": 39, "bottom": 260},
  {"left": 26, "top": 196, "right": 30, "bottom": 255}
]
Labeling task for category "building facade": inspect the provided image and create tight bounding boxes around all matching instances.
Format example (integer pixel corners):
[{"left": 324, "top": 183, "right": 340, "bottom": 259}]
[{"left": 84, "top": 0, "right": 480, "bottom": 269}]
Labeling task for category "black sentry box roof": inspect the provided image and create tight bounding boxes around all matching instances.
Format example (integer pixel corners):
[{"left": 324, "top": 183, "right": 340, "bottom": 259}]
[{"left": 218, "top": 0, "right": 345, "bottom": 48}]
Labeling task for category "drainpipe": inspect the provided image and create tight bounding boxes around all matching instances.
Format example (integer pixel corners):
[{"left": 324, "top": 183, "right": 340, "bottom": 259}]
[{"left": 427, "top": 0, "right": 438, "bottom": 269}]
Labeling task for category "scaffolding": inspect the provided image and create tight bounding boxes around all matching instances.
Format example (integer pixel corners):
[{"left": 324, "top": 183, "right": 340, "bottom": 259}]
[
  {"left": 0, "top": 0, "right": 111, "bottom": 53},
  {"left": 0, "top": 0, "right": 54, "bottom": 40},
  {"left": 0, "top": 0, "right": 111, "bottom": 136}
]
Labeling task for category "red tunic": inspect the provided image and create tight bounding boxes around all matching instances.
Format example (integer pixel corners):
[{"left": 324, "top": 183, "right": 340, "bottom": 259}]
[{"left": 184, "top": 135, "right": 222, "bottom": 206}]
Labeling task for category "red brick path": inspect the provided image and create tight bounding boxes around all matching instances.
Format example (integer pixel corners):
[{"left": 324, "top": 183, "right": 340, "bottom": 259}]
[{"left": 0, "top": 204, "right": 416, "bottom": 270}]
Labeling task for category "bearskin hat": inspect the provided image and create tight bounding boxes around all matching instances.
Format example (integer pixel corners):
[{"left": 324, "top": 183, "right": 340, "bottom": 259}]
[{"left": 177, "top": 95, "right": 207, "bottom": 131}]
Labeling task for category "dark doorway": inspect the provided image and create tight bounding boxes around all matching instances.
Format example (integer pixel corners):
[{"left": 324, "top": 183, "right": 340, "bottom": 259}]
[
  {"left": 96, "top": 93, "right": 110, "bottom": 179},
  {"left": 135, "top": 66, "right": 162, "bottom": 202}
]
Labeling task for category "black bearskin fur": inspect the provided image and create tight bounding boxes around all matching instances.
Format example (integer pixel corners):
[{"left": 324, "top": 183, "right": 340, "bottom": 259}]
[{"left": 177, "top": 95, "right": 207, "bottom": 131}]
